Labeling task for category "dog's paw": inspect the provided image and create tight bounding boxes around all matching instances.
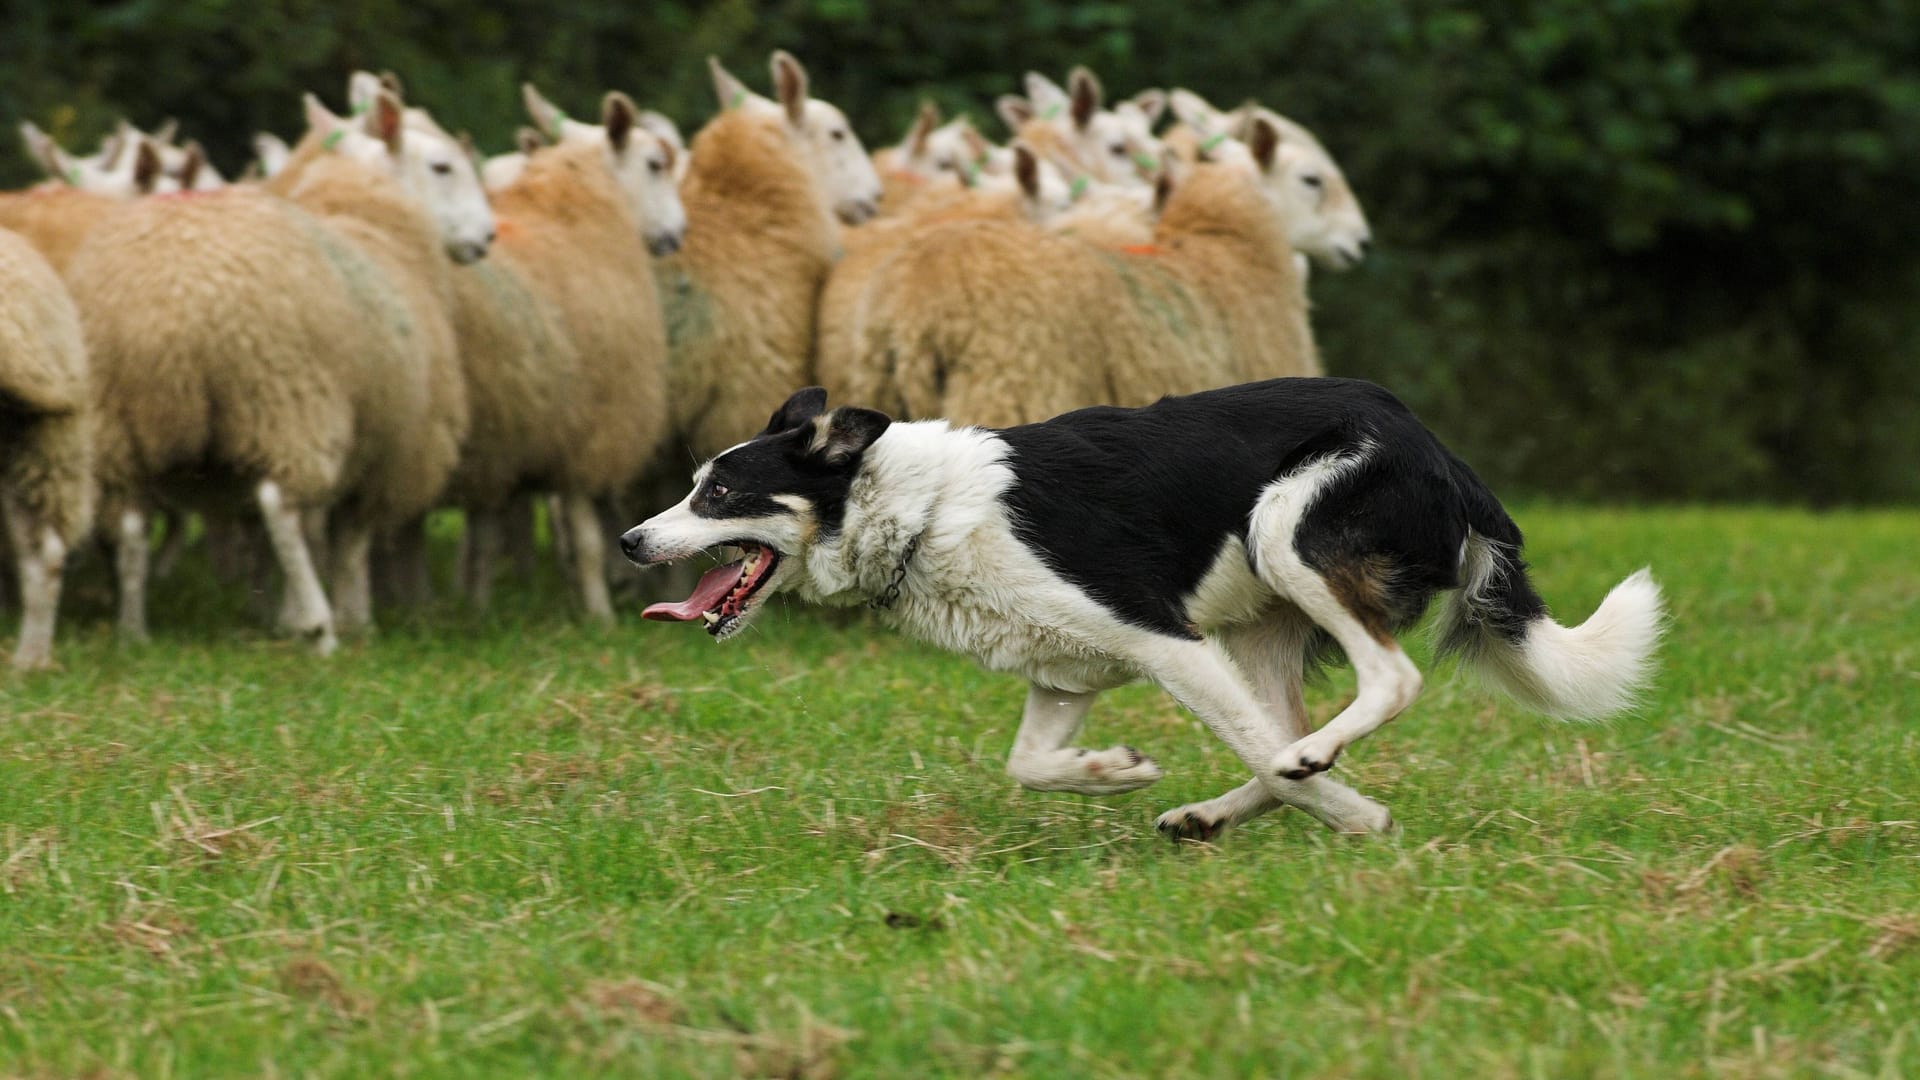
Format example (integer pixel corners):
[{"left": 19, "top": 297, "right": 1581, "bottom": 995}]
[
  {"left": 1272, "top": 735, "right": 1339, "bottom": 780},
  {"left": 1072, "top": 745, "right": 1163, "bottom": 794},
  {"left": 1155, "top": 805, "right": 1227, "bottom": 844}
]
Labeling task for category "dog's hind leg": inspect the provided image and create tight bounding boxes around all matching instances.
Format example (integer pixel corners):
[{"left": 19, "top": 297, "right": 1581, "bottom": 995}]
[
  {"left": 1005, "top": 685, "right": 1164, "bottom": 795},
  {"left": 1154, "top": 618, "right": 1394, "bottom": 840}
]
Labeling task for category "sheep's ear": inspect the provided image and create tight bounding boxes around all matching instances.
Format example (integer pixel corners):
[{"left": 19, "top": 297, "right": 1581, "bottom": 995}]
[
  {"left": 763, "top": 387, "right": 829, "bottom": 435},
  {"left": 1024, "top": 72, "right": 1069, "bottom": 119},
  {"left": 348, "top": 71, "right": 385, "bottom": 115},
  {"left": 521, "top": 83, "right": 566, "bottom": 139},
  {"left": 809, "top": 407, "right": 891, "bottom": 466},
  {"left": 457, "top": 131, "right": 481, "bottom": 169},
  {"left": 771, "top": 50, "right": 809, "bottom": 127},
  {"left": 959, "top": 121, "right": 992, "bottom": 167},
  {"left": 1153, "top": 152, "right": 1179, "bottom": 215},
  {"left": 1248, "top": 115, "right": 1282, "bottom": 173},
  {"left": 365, "top": 90, "right": 406, "bottom": 155},
  {"left": 132, "top": 139, "right": 164, "bottom": 193},
  {"left": 302, "top": 93, "right": 339, "bottom": 137},
  {"left": 996, "top": 94, "right": 1033, "bottom": 133},
  {"left": 907, "top": 100, "right": 939, "bottom": 158},
  {"left": 19, "top": 121, "right": 72, "bottom": 182},
  {"left": 1012, "top": 142, "right": 1041, "bottom": 200},
  {"left": 1067, "top": 66, "right": 1102, "bottom": 131},
  {"left": 602, "top": 91, "right": 638, "bottom": 154},
  {"left": 177, "top": 140, "right": 208, "bottom": 190},
  {"left": 1168, "top": 88, "right": 1217, "bottom": 134},
  {"left": 1229, "top": 100, "right": 1259, "bottom": 141},
  {"left": 710, "top": 56, "right": 752, "bottom": 111},
  {"left": 100, "top": 124, "right": 133, "bottom": 170},
  {"left": 1132, "top": 89, "right": 1167, "bottom": 127},
  {"left": 151, "top": 117, "right": 180, "bottom": 145}
]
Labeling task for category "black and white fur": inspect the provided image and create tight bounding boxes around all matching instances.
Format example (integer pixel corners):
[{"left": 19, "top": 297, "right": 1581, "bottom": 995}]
[{"left": 621, "top": 380, "right": 1664, "bottom": 839}]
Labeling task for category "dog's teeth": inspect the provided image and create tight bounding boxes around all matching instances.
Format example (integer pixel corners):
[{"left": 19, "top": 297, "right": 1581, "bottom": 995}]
[{"left": 701, "top": 611, "right": 720, "bottom": 626}]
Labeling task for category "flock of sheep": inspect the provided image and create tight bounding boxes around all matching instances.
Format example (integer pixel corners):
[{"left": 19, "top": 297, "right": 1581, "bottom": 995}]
[{"left": 0, "top": 52, "right": 1373, "bottom": 671}]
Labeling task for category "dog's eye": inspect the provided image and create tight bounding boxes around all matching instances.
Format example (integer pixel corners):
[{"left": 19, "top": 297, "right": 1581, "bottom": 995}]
[{"left": 709, "top": 483, "right": 730, "bottom": 498}]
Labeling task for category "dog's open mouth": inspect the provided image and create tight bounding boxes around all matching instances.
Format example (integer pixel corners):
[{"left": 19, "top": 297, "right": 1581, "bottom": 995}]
[{"left": 641, "top": 543, "right": 781, "bottom": 637}]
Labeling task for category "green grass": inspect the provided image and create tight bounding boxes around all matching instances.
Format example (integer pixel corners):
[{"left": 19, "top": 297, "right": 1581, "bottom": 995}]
[{"left": 2, "top": 507, "right": 1916, "bottom": 1078}]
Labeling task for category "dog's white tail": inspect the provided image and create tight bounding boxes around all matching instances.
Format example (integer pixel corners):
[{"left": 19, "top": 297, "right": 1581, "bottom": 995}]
[{"left": 1439, "top": 536, "right": 1665, "bottom": 721}]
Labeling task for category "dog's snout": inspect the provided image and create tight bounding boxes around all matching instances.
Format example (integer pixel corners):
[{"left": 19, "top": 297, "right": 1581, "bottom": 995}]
[{"left": 619, "top": 527, "right": 647, "bottom": 565}]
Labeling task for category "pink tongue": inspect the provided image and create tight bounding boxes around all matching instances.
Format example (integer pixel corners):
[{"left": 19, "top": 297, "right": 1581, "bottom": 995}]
[{"left": 641, "top": 561, "right": 743, "bottom": 622}]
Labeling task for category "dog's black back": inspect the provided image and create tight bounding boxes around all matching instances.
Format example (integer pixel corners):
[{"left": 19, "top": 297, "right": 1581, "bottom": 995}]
[{"left": 995, "top": 377, "right": 1543, "bottom": 640}]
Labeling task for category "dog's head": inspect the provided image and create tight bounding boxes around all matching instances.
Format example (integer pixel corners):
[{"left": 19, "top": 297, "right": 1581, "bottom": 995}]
[{"left": 622, "top": 388, "right": 892, "bottom": 641}]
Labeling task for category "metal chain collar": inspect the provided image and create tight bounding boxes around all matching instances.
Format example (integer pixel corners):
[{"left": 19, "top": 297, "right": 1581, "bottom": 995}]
[{"left": 868, "top": 531, "right": 923, "bottom": 611}]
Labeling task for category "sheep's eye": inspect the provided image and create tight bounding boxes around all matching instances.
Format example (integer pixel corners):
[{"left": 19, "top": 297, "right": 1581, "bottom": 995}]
[
  {"left": 831, "top": 128, "right": 847, "bottom": 141},
  {"left": 1109, "top": 142, "right": 1127, "bottom": 155},
  {"left": 648, "top": 158, "right": 665, "bottom": 174},
  {"left": 710, "top": 483, "right": 730, "bottom": 498},
  {"left": 1302, "top": 174, "right": 1324, "bottom": 189},
  {"left": 432, "top": 161, "right": 453, "bottom": 175}
]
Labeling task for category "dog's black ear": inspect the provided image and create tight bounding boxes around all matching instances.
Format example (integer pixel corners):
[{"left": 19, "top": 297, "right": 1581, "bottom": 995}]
[
  {"left": 764, "top": 387, "right": 829, "bottom": 435},
  {"left": 813, "top": 406, "right": 892, "bottom": 465}
]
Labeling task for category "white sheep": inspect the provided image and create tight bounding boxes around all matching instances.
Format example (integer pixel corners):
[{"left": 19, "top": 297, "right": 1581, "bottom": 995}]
[{"left": 0, "top": 226, "right": 94, "bottom": 671}]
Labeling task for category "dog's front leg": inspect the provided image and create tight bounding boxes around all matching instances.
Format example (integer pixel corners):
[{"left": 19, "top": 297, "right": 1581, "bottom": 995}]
[
  {"left": 1136, "top": 637, "right": 1394, "bottom": 837},
  {"left": 1005, "top": 684, "right": 1164, "bottom": 795}
]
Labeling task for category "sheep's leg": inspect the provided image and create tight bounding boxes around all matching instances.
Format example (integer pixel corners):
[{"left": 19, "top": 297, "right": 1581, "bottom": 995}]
[
  {"left": 1005, "top": 685, "right": 1163, "bottom": 795},
  {"left": 376, "top": 517, "right": 432, "bottom": 608},
  {"left": 463, "top": 507, "right": 503, "bottom": 609},
  {"left": 561, "top": 493, "right": 615, "bottom": 624},
  {"left": 502, "top": 491, "right": 539, "bottom": 579},
  {"left": 150, "top": 508, "right": 190, "bottom": 581},
  {"left": 3, "top": 497, "right": 67, "bottom": 672},
  {"left": 256, "top": 481, "right": 336, "bottom": 657},
  {"left": 112, "top": 504, "right": 151, "bottom": 643},
  {"left": 547, "top": 494, "right": 574, "bottom": 577},
  {"left": 330, "top": 518, "right": 375, "bottom": 636}
]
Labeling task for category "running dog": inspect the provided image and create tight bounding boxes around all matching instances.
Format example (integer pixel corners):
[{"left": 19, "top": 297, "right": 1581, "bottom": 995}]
[{"left": 621, "top": 379, "right": 1663, "bottom": 839}]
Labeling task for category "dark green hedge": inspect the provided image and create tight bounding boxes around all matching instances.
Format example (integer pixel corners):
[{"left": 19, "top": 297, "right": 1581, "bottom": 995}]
[{"left": 5, "top": 0, "right": 1917, "bottom": 501}]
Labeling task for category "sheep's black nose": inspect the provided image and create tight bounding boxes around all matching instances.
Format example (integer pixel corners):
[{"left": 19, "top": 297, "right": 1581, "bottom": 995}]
[{"left": 619, "top": 528, "right": 645, "bottom": 564}]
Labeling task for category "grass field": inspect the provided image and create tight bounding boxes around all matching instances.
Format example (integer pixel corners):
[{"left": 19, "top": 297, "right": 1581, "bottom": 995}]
[{"left": 2, "top": 507, "right": 1916, "bottom": 1078}]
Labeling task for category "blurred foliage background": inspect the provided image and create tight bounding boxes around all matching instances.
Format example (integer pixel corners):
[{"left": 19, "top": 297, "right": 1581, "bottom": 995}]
[{"left": 3, "top": 0, "right": 1917, "bottom": 502}]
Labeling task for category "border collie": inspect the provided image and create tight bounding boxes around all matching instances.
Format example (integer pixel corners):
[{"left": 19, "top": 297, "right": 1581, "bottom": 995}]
[{"left": 621, "top": 380, "right": 1663, "bottom": 839}]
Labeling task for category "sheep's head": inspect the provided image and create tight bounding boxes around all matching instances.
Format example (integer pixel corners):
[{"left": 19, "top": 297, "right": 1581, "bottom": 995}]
[
  {"left": 303, "top": 91, "right": 496, "bottom": 264},
  {"left": 710, "top": 52, "right": 884, "bottom": 225},
  {"left": 1174, "top": 89, "right": 1370, "bottom": 270},
  {"left": 19, "top": 120, "right": 185, "bottom": 197},
  {"left": 518, "top": 84, "right": 687, "bottom": 255},
  {"left": 1026, "top": 68, "right": 1166, "bottom": 190}
]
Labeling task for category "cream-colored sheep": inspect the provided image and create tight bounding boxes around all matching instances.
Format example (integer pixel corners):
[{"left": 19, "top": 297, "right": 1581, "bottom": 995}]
[
  {"left": 447, "top": 93, "right": 679, "bottom": 620},
  {"left": 818, "top": 143, "right": 1086, "bottom": 408},
  {"left": 62, "top": 91, "right": 486, "bottom": 653},
  {"left": 841, "top": 116, "right": 1316, "bottom": 428},
  {"left": 0, "top": 187, "right": 120, "bottom": 274},
  {"left": 0, "top": 227, "right": 94, "bottom": 671},
  {"left": 655, "top": 52, "right": 879, "bottom": 462}
]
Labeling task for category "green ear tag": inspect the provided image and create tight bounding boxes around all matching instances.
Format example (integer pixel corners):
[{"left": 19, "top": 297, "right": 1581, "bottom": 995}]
[
  {"left": 1039, "top": 103, "right": 1063, "bottom": 121},
  {"left": 554, "top": 108, "right": 569, "bottom": 124},
  {"left": 729, "top": 90, "right": 747, "bottom": 110},
  {"left": 1069, "top": 175, "right": 1088, "bottom": 201},
  {"left": 962, "top": 160, "right": 980, "bottom": 186},
  {"left": 66, "top": 166, "right": 82, "bottom": 185},
  {"left": 323, "top": 128, "right": 345, "bottom": 150},
  {"left": 1133, "top": 152, "right": 1158, "bottom": 171},
  {"left": 350, "top": 101, "right": 369, "bottom": 116},
  {"left": 1198, "top": 132, "right": 1228, "bottom": 155}
]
